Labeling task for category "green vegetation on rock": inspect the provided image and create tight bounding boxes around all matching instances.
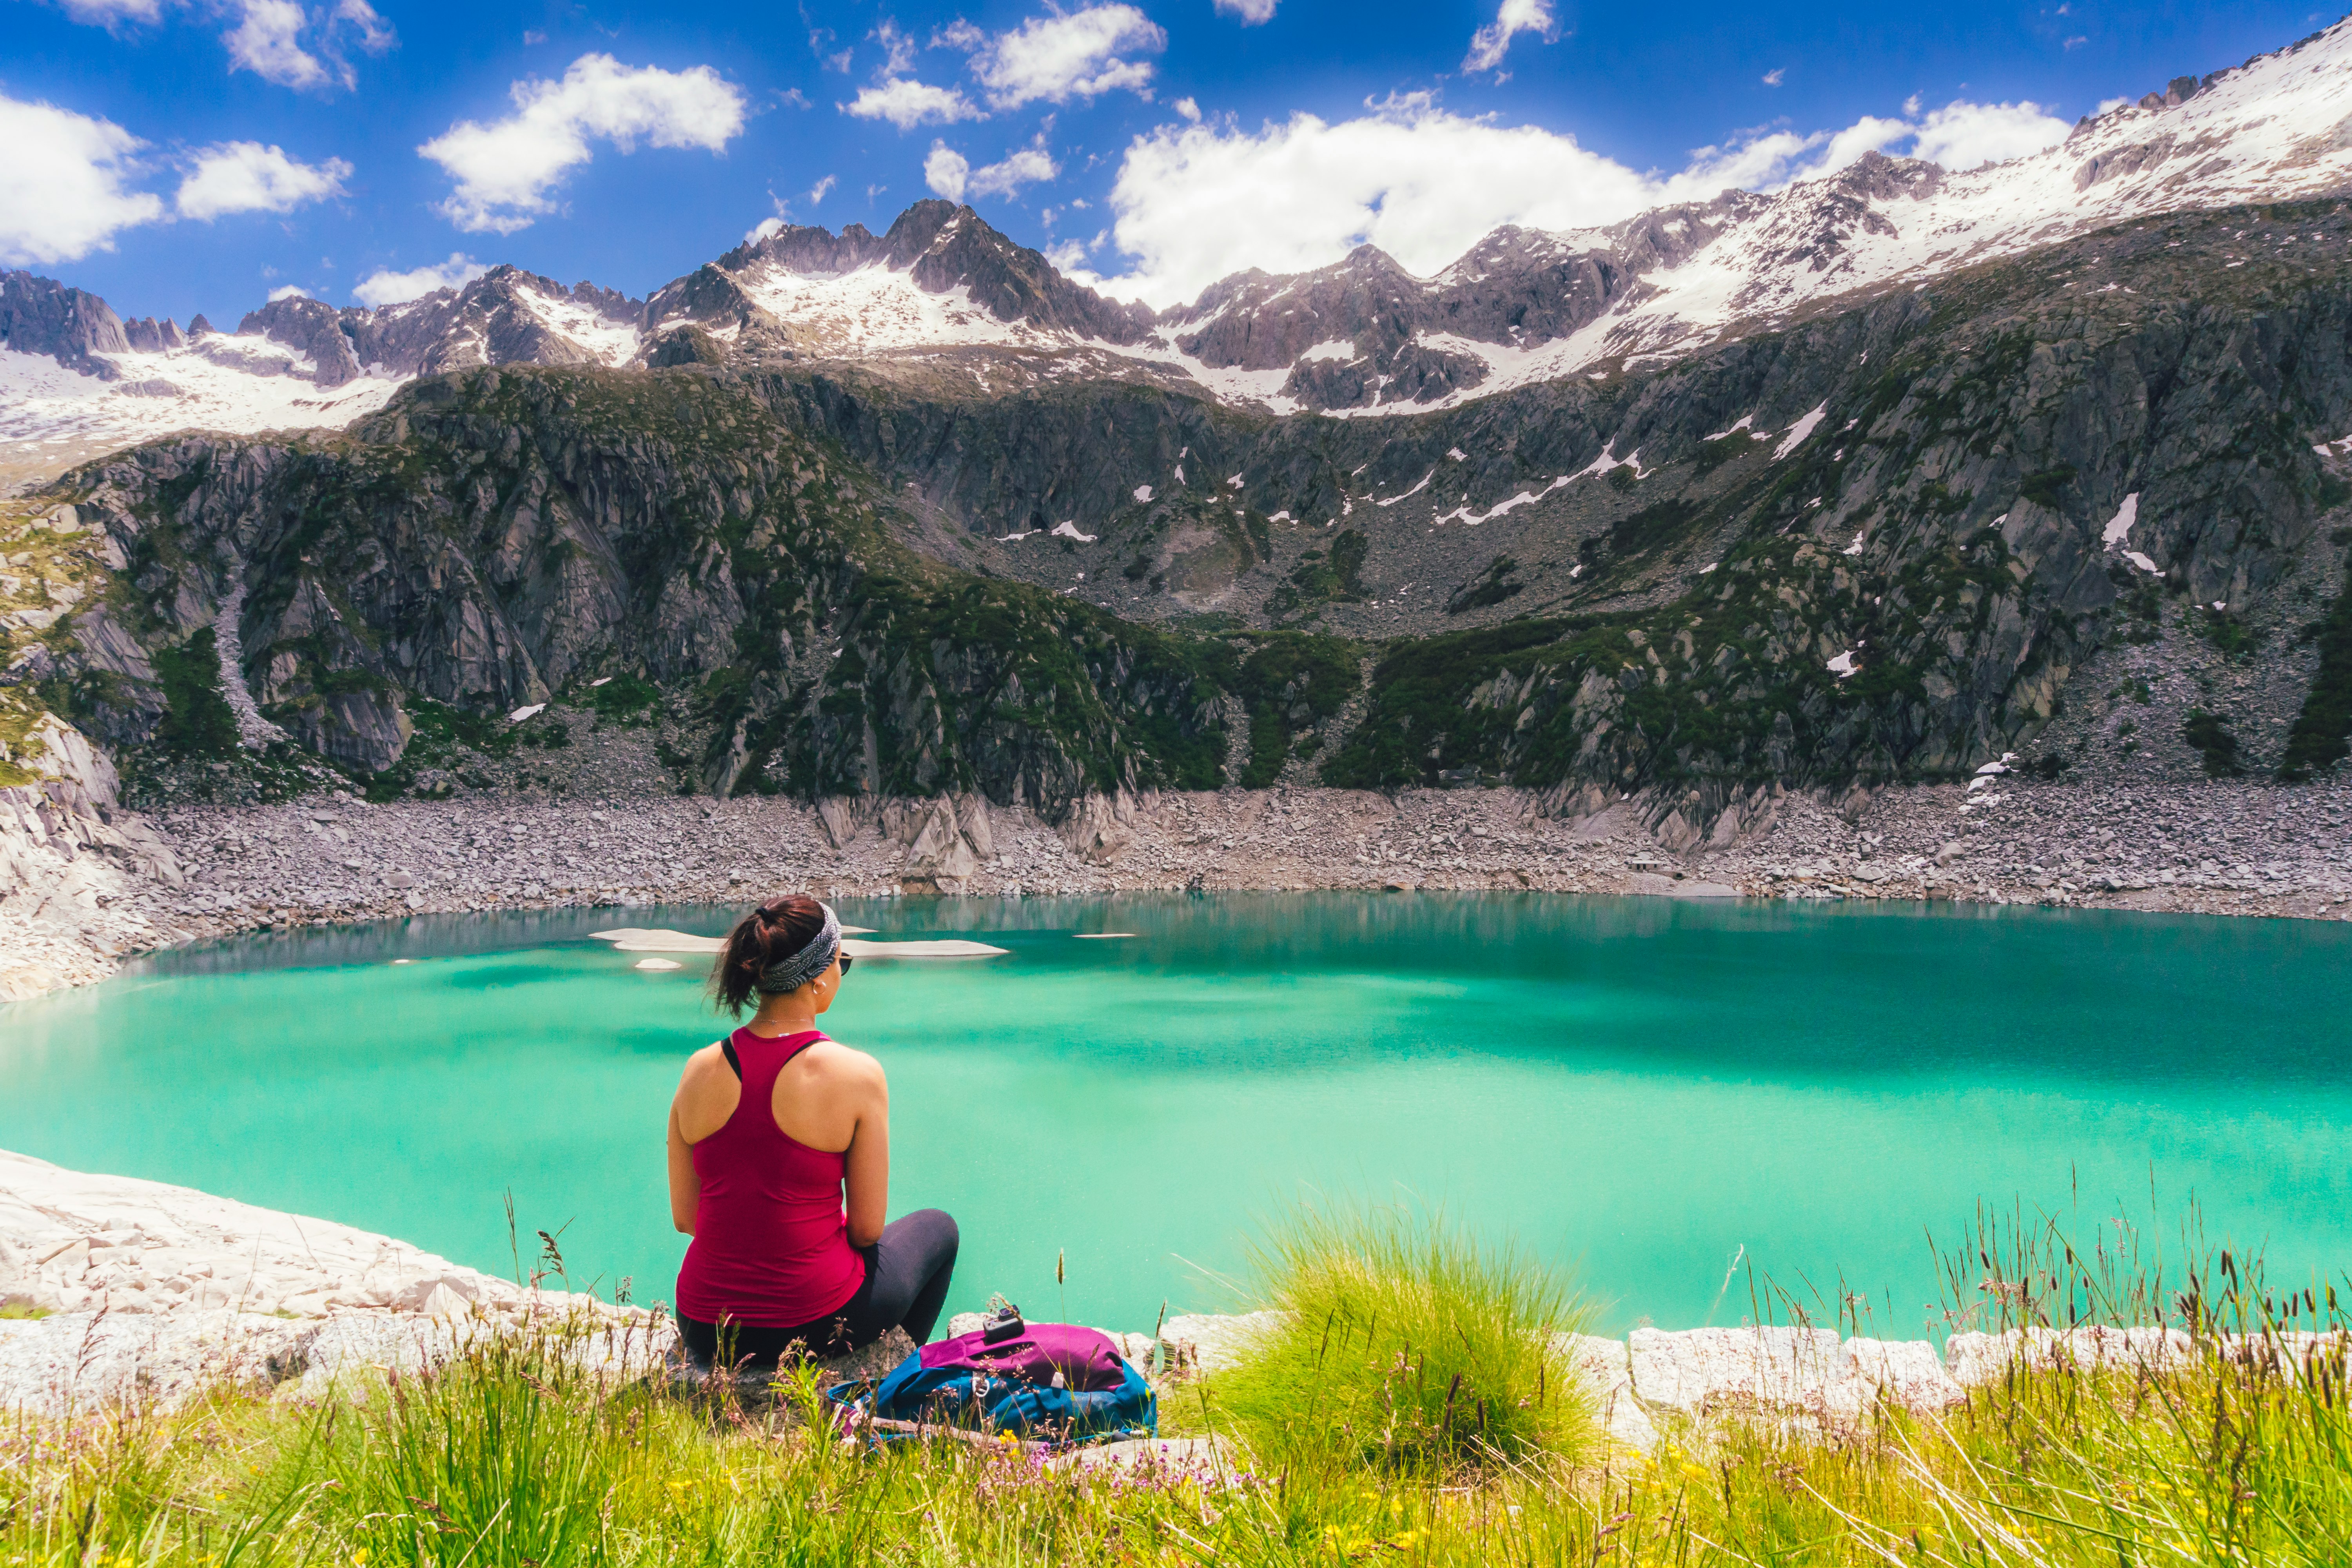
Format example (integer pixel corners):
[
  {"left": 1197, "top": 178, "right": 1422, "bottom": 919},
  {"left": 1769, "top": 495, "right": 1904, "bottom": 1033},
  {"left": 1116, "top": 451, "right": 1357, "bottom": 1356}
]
[{"left": 1204, "top": 1200, "right": 1593, "bottom": 1468}]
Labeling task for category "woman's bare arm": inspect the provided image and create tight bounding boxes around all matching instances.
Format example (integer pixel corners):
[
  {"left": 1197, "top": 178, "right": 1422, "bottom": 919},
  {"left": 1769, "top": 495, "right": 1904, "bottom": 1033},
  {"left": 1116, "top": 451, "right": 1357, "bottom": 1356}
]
[
  {"left": 841, "top": 1058, "right": 891, "bottom": 1248},
  {"left": 666, "top": 1105, "right": 699, "bottom": 1235}
]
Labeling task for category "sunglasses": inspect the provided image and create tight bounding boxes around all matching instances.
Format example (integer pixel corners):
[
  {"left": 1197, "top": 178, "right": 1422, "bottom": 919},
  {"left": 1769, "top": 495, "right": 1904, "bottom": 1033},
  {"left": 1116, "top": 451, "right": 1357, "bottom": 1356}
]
[{"left": 838, "top": 953, "right": 854, "bottom": 975}]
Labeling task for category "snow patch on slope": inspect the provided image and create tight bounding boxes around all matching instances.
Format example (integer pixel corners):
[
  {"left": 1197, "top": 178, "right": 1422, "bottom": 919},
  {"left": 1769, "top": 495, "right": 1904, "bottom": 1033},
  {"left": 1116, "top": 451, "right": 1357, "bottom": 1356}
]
[
  {"left": 510, "top": 286, "right": 641, "bottom": 367},
  {"left": 0, "top": 344, "right": 403, "bottom": 461}
]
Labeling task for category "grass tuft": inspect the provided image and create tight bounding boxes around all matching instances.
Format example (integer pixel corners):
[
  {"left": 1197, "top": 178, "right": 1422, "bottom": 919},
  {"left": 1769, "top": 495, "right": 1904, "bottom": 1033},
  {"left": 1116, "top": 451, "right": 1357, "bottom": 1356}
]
[{"left": 1203, "top": 1198, "right": 1595, "bottom": 1471}]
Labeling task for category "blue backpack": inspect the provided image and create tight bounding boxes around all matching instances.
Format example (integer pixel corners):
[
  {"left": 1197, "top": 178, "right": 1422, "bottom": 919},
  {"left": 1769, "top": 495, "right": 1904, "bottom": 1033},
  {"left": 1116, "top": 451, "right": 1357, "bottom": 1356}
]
[{"left": 828, "top": 1317, "right": 1156, "bottom": 1446}]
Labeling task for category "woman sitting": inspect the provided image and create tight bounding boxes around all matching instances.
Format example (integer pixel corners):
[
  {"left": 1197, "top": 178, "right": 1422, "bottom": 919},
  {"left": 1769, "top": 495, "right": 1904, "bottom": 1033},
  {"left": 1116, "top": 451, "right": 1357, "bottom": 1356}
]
[{"left": 669, "top": 894, "right": 958, "bottom": 1368}]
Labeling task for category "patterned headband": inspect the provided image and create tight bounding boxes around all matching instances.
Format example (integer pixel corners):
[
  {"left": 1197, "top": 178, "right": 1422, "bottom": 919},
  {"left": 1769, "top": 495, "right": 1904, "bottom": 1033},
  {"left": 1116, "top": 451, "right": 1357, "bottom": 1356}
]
[{"left": 755, "top": 901, "right": 841, "bottom": 994}]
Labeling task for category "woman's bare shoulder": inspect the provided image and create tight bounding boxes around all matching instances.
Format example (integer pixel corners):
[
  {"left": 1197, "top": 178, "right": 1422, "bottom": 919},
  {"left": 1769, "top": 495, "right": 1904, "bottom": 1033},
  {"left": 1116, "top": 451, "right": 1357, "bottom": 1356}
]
[
  {"left": 805, "top": 1038, "right": 886, "bottom": 1084},
  {"left": 676, "top": 1039, "right": 733, "bottom": 1086}
]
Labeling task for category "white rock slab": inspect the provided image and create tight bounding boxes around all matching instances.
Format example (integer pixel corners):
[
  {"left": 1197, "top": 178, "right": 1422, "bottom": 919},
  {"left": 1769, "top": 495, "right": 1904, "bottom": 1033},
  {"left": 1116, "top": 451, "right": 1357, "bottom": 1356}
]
[
  {"left": 1158, "top": 1311, "right": 1284, "bottom": 1374},
  {"left": 0, "top": 1309, "right": 307, "bottom": 1415},
  {"left": 1629, "top": 1325, "right": 1855, "bottom": 1418},
  {"left": 1946, "top": 1325, "right": 2197, "bottom": 1385},
  {"left": 1846, "top": 1336, "right": 1966, "bottom": 1410},
  {"left": 1555, "top": 1330, "right": 1657, "bottom": 1450}
]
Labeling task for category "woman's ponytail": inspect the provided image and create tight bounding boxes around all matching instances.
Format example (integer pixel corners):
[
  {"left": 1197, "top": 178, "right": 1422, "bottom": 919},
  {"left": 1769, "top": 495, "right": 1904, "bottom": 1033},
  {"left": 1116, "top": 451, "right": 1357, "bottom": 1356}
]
[{"left": 710, "top": 893, "right": 828, "bottom": 1016}]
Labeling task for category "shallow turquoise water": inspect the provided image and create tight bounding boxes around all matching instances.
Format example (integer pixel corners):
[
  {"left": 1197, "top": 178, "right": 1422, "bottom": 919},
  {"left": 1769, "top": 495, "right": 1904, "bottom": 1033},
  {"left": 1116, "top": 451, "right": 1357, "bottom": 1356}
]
[{"left": 5, "top": 894, "right": 2348, "bottom": 1336}]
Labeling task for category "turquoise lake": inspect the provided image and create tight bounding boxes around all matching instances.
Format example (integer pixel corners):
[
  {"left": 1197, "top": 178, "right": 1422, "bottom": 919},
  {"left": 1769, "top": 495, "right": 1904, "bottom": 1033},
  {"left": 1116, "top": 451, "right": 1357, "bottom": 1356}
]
[{"left": 4, "top": 893, "right": 2348, "bottom": 1336}]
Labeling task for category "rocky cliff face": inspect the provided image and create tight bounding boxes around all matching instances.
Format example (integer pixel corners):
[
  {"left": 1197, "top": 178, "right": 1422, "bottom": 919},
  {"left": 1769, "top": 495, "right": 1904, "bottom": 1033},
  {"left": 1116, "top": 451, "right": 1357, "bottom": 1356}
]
[
  {"left": 1, "top": 272, "right": 132, "bottom": 379},
  {"left": 12, "top": 21, "right": 2352, "bottom": 834},
  {"left": 237, "top": 267, "right": 646, "bottom": 386},
  {"left": 25, "top": 366, "right": 1233, "bottom": 818},
  {"left": 17, "top": 196, "right": 2348, "bottom": 829},
  {"left": 1156, "top": 195, "right": 1758, "bottom": 412}
]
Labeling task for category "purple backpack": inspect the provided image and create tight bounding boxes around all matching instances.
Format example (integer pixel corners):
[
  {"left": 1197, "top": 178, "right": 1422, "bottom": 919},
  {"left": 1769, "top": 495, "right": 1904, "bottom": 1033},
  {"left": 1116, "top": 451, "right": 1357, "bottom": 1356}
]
[{"left": 828, "top": 1318, "right": 1157, "bottom": 1444}]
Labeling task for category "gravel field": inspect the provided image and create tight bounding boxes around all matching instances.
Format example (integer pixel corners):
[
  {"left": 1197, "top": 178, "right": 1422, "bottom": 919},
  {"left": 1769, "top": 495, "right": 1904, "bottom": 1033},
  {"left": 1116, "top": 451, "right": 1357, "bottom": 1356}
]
[{"left": 7, "top": 705, "right": 2349, "bottom": 1005}]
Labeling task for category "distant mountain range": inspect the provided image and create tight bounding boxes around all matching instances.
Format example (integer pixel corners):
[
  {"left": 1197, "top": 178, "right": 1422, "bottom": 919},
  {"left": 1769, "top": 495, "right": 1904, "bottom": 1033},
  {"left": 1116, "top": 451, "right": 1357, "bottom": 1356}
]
[
  {"left": 9, "top": 30, "right": 2352, "bottom": 455},
  {"left": 8, "top": 17, "right": 2352, "bottom": 825}
]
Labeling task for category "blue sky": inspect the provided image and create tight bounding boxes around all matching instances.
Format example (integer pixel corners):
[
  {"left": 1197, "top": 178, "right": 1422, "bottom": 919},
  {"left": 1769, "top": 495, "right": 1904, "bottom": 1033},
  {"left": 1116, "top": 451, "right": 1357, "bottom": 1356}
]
[{"left": 2, "top": 0, "right": 2334, "bottom": 323}]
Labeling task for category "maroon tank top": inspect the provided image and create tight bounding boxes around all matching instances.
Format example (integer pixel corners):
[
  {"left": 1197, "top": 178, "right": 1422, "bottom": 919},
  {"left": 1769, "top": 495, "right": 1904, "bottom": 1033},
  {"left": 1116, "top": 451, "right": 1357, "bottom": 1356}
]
[{"left": 674, "top": 1027, "right": 866, "bottom": 1327}]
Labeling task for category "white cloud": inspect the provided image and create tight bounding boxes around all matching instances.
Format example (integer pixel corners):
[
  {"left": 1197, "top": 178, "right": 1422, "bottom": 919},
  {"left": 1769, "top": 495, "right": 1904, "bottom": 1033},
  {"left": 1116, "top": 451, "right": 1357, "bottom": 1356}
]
[
  {"left": 965, "top": 4, "right": 1165, "bottom": 109},
  {"left": 225, "top": 0, "right": 327, "bottom": 88},
  {"left": 745, "top": 215, "right": 786, "bottom": 243},
  {"left": 175, "top": 141, "right": 350, "bottom": 219},
  {"left": 924, "top": 143, "right": 970, "bottom": 200},
  {"left": 1463, "top": 0, "right": 1557, "bottom": 74},
  {"left": 1909, "top": 98, "right": 2070, "bottom": 169},
  {"left": 972, "top": 138, "right": 1059, "bottom": 198},
  {"left": 56, "top": 0, "right": 162, "bottom": 24},
  {"left": 352, "top": 252, "right": 487, "bottom": 306},
  {"left": 927, "top": 135, "right": 1062, "bottom": 202},
  {"left": 52, "top": 0, "right": 391, "bottom": 87},
  {"left": 1174, "top": 96, "right": 1200, "bottom": 121},
  {"left": 842, "top": 77, "right": 981, "bottom": 129},
  {"left": 809, "top": 173, "right": 837, "bottom": 203},
  {"left": 420, "top": 53, "right": 747, "bottom": 233},
  {"left": 1095, "top": 98, "right": 1659, "bottom": 304},
  {"left": 334, "top": 0, "right": 394, "bottom": 53},
  {"left": 1088, "top": 92, "right": 2065, "bottom": 307},
  {"left": 1761, "top": 67, "right": 1785, "bottom": 87},
  {"left": 1214, "top": 0, "right": 1278, "bottom": 22},
  {"left": 266, "top": 283, "right": 310, "bottom": 301},
  {"left": 0, "top": 92, "right": 166, "bottom": 265},
  {"left": 872, "top": 18, "right": 921, "bottom": 74}
]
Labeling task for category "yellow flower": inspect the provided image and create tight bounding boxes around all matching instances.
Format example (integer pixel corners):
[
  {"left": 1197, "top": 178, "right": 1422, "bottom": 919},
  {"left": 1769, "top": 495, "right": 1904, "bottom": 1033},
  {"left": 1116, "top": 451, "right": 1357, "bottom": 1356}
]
[
  {"left": 1681, "top": 1464, "right": 1712, "bottom": 1485},
  {"left": 352, "top": 1552, "right": 370, "bottom": 1566}
]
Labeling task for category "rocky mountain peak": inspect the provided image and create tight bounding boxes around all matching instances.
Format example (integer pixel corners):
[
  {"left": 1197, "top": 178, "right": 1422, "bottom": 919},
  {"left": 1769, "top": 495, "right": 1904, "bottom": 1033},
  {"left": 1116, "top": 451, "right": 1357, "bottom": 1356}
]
[
  {"left": 2, "top": 270, "right": 132, "bottom": 379},
  {"left": 666, "top": 200, "right": 1153, "bottom": 353}
]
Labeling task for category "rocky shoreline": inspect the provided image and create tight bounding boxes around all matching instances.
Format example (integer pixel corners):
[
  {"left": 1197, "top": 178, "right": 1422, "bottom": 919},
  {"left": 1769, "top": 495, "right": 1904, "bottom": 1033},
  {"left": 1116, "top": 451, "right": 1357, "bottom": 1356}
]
[
  {"left": 5, "top": 702, "right": 2349, "bottom": 1002},
  {"left": 13, "top": 1146, "right": 2319, "bottom": 1449}
]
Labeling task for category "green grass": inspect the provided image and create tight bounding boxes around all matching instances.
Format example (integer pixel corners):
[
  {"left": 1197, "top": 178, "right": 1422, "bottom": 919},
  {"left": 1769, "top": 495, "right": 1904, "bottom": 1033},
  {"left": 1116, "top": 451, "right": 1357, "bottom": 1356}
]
[
  {"left": 3, "top": 1202, "right": 2350, "bottom": 1566},
  {"left": 1198, "top": 1200, "right": 1595, "bottom": 1470}
]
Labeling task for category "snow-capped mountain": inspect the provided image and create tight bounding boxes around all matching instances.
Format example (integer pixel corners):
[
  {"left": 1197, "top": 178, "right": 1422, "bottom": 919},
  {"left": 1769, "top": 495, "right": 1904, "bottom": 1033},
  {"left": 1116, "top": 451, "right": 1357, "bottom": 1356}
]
[
  {"left": 646, "top": 199, "right": 1153, "bottom": 358},
  {"left": 0, "top": 265, "right": 642, "bottom": 484},
  {"left": 11, "top": 13, "right": 2352, "bottom": 477}
]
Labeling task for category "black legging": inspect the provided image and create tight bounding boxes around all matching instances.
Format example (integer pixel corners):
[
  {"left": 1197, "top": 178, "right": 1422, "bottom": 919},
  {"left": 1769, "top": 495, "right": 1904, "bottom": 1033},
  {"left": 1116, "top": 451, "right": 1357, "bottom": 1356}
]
[{"left": 680, "top": 1209, "right": 959, "bottom": 1369}]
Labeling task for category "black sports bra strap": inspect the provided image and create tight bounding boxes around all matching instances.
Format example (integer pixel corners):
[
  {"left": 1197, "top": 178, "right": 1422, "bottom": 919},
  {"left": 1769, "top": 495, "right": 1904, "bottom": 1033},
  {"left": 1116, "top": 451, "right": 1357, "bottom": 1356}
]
[{"left": 719, "top": 1028, "right": 825, "bottom": 1082}]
